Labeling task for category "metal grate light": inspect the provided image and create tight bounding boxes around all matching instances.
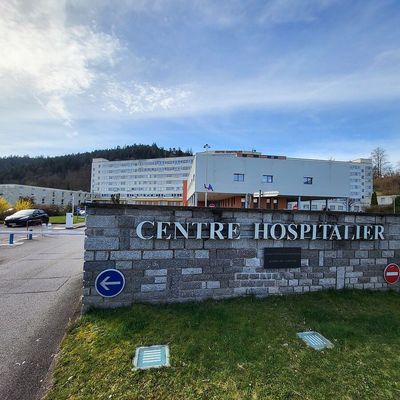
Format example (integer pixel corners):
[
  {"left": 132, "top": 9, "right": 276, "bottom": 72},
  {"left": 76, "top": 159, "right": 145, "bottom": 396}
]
[
  {"left": 133, "top": 345, "right": 170, "bottom": 370},
  {"left": 297, "top": 331, "right": 334, "bottom": 350}
]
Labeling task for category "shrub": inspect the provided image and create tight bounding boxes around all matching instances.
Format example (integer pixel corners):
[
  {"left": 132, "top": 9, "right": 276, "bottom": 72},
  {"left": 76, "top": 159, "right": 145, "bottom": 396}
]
[
  {"left": 15, "top": 198, "right": 34, "bottom": 210},
  {"left": 0, "top": 197, "right": 10, "bottom": 214},
  {"left": 0, "top": 197, "right": 12, "bottom": 221},
  {"left": 35, "top": 204, "right": 68, "bottom": 216}
]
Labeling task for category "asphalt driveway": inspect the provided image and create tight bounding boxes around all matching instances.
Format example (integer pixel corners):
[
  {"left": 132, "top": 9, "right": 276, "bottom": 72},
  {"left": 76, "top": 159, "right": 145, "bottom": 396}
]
[{"left": 0, "top": 230, "right": 84, "bottom": 400}]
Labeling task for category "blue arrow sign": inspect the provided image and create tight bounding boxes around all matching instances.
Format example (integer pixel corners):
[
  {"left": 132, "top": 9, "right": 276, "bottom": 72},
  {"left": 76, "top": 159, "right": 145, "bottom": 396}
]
[{"left": 95, "top": 269, "right": 125, "bottom": 298}]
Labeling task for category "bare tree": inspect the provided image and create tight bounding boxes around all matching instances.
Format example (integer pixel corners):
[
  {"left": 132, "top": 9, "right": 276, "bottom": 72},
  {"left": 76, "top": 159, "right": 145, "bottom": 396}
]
[{"left": 371, "top": 147, "right": 390, "bottom": 178}]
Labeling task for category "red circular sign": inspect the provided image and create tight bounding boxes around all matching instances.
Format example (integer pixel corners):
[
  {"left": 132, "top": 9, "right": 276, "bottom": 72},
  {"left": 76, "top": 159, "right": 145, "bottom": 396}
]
[{"left": 384, "top": 263, "right": 400, "bottom": 285}]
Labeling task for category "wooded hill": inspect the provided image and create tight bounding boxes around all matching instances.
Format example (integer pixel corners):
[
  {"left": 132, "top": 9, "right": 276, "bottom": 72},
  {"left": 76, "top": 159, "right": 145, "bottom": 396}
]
[
  {"left": 0, "top": 144, "right": 192, "bottom": 192},
  {"left": 374, "top": 175, "right": 400, "bottom": 195}
]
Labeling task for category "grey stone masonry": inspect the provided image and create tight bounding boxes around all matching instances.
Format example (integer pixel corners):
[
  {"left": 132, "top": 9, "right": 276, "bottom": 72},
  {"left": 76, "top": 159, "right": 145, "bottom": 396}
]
[{"left": 82, "top": 203, "right": 400, "bottom": 311}]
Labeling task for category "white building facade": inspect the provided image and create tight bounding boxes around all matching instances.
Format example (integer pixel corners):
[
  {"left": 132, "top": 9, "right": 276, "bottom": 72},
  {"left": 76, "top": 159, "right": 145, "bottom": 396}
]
[
  {"left": 186, "top": 151, "right": 373, "bottom": 211},
  {"left": 91, "top": 156, "right": 194, "bottom": 205},
  {"left": 0, "top": 184, "right": 90, "bottom": 207}
]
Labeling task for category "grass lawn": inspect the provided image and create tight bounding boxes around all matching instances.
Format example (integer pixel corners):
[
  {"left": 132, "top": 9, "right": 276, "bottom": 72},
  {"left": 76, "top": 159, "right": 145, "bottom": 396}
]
[
  {"left": 45, "top": 290, "right": 400, "bottom": 400},
  {"left": 49, "top": 215, "right": 86, "bottom": 224}
]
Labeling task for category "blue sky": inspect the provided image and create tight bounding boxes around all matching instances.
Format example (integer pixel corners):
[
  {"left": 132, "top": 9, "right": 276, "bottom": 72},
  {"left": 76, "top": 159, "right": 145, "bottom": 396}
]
[{"left": 0, "top": 0, "right": 399, "bottom": 165}]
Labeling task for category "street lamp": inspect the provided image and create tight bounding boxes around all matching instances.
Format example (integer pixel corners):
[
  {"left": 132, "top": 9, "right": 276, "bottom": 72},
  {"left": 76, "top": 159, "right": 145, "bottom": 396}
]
[{"left": 204, "top": 144, "right": 210, "bottom": 207}]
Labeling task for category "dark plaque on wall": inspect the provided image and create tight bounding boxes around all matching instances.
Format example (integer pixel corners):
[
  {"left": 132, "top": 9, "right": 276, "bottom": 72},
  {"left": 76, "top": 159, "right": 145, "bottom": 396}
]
[{"left": 264, "top": 247, "right": 301, "bottom": 269}]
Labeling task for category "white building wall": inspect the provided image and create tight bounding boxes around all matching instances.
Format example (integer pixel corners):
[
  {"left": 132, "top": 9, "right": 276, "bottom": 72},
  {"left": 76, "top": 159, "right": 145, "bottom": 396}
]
[
  {"left": 187, "top": 152, "right": 373, "bottom": 205},
  {"left": 91, "top": 156, "right": 194, "bottom": 201},
  {"left": 0, "top": 184, "right": 90, "bottom": 206}
]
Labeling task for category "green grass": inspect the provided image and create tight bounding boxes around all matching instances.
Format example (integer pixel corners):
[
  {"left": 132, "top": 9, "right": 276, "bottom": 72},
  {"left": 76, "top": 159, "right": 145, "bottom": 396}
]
[
  {"left": 45, "top": 290, "right": 400, "bottom": 400},
  {"left": 49, "top": 215, "right": 85, "bottom": 224}
]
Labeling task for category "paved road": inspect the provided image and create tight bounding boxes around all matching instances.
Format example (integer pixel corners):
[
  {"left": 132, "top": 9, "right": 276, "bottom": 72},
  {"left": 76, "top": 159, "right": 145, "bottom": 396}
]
[{"left": 0, "top": 229, "right": 84, "bottom": 400}]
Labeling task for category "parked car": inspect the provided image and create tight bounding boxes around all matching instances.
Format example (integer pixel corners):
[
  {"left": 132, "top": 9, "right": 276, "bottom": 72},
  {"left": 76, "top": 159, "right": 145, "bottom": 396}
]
[{"left": 4, "top": 209, "right": 49, "bottom": 227}]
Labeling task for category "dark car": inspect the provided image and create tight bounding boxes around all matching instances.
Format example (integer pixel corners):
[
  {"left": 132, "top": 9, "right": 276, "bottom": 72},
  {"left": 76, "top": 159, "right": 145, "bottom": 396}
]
[{"left": 4, "top": 209, "right": 49, "bottom": 227}]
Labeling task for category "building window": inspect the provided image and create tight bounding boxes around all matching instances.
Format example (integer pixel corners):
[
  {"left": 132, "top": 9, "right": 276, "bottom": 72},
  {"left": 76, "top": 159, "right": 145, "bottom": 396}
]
[
  {"left": 304, "top": 177, "right": 313, "bottom": 185},
  {"left": 262, "top": 175, "right": 273, "bottom": 183},
  {"left": 233, "top": 173, "right": 245, "bottom": 182}
]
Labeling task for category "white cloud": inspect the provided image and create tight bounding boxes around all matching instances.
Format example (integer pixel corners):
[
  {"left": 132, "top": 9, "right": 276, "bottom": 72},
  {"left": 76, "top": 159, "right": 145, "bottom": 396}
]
[
  {"left": 0, "top": 0, "right": 120, "bottom": 128},
  {"left": 102, "top": 80, "right": 191, "bottom": 115}
]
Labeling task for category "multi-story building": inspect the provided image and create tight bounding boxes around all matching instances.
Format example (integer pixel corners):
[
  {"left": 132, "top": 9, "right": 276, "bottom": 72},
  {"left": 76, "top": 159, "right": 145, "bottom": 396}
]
[
  {"left": 0, "top": 184, "right": 90, "bottom": 207},
  {"left": 90, "top": 156, "right": 194, "bottom": 205},
  {"left": 185, "top": 151, "right": 373, "bottom": 210}
]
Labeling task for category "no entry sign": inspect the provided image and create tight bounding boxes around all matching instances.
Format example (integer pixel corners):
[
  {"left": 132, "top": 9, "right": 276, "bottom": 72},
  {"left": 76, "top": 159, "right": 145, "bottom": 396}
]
[{"left": 384, "top": 263, "right": 400, "bottom": 285}]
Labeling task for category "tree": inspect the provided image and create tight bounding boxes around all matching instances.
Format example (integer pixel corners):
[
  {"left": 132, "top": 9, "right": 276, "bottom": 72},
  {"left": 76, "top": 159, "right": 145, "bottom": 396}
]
[
  {"left": 371, "top": 147, "right": 390, "bottom": 178},
  {"left": 371, "top": 191, "right": 378, "bottom": 206}
]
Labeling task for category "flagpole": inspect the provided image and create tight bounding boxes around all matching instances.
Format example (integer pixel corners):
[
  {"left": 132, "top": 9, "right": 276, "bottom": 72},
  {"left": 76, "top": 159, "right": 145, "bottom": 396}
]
[{"left": 204, "top": 144, "right": 210, "bottom": 207}]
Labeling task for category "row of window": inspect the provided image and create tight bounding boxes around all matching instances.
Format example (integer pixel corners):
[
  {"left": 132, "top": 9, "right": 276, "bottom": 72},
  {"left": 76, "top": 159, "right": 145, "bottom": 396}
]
[
  {"left": 97, "top": 159, "right": 192, "bottom": 168},
  {"left": 98, "top": 166, "right": 191, "bottom": 174},
  {"left": 233, "top": 174, "right": 313, "bottom": 185}
]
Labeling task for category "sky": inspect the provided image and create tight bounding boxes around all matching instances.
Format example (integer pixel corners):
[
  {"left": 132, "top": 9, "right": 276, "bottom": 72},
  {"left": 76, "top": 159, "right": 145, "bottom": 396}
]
[{"left": 0, "top": 0, "right": 400, "bottom": 165}]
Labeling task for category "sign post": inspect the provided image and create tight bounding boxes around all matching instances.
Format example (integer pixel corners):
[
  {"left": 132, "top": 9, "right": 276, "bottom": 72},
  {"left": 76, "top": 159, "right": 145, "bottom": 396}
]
[{"left": 384, "top": 263, "right": 400, "bottom": 284}]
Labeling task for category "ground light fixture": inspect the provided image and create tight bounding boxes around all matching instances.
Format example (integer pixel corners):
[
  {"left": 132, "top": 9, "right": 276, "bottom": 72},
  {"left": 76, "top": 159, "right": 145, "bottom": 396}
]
[
  {"left": 297, "top": 331, "right": 334, "bottom": 350},
  {"left": 133, "top": 345, "right": 170, "bottom": 370}
]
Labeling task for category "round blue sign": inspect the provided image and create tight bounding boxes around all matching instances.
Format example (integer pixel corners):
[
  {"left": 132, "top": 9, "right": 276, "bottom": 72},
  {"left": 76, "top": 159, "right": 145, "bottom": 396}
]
[{"left": 95, "top": 269, "right": 125, "bottom": 298}]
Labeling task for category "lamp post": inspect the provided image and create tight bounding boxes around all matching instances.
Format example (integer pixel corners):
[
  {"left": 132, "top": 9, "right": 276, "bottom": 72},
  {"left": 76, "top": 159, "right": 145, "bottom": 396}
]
[{"left": 204, "top": 144, "right": 210, "bottom": 207}]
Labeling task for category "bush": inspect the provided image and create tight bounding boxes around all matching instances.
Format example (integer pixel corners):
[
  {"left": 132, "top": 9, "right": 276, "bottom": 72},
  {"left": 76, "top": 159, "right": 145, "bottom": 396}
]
[
  {"left": 35, "top": 204, "right": 68, "bottom": 216},
  {"left": 0, "top": 197, "right": 13, "bottom": 221},
  {"left": 15, "top": 198, "right": 33, "bottom": 210},
  {"left": 0, "top": 197, "right": 10, "bottom": 214}
]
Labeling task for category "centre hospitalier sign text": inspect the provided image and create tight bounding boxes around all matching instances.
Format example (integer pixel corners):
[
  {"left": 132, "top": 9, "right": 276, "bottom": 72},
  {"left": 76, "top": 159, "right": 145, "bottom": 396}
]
[{"left": 136, "top": 221, "right": 385, "bottom": 241}]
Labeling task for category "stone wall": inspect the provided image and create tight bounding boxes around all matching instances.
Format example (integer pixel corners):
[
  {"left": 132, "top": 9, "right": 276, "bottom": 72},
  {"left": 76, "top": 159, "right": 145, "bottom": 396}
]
[{"left": 83, "top": 204, "right": 400, "bottom": 310}]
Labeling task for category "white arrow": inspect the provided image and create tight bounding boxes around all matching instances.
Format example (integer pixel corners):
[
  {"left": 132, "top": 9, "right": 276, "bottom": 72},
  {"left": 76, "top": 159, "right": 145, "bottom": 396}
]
[{"left": 100, "top": 276, "right": 122, "bottom": 291}]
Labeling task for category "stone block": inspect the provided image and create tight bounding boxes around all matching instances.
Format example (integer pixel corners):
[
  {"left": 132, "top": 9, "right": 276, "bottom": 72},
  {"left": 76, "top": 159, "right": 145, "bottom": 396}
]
[
  {"left": 186, "top": 240, "right": 205, "bottom": 249},
  {"left": 245, "top": 258, "right": 261, "bottom": 267},
  {"left": 155, "top": 241, "right": 170, "bottom": 249},
  {"left": 115, "top": 261, "right": 133, "bottom": 270},
  {"left": 346, "top": 272, "right": 363, "bottom": 278},
  {"left": 360, "top": 242, "right": 374, "bottom": 250},
  {"left": 175, "top": 210, "right": 193, "bottom": 218},
  {"left": 155, "top": 276, "right": 167, "bottom": 283},
  {"left": 319, "top": 278, "right": 336, "bottom": 285},
  {"left": 336, "top": 267, "right": 345, "bottom": 289},
  {"left": 85, "top": 237, "right": 119, "bottom": 250},
  {"left": 182, "top": 268, "right": 202, "bottom": 275},
  {"left": 170, "top": 240, "right": 185, "bottom": 249},
  {"left": 145, "top": 269, "right": 167, "bottom": 276},
  {"left": 355, "top": 215, "right": 376, "bottom": 224},
  {"left": 143, "top": 250, "right": 173, "bottom": 259},
  {"left": 195, "top": 250, "right": 209, "bottom": 259},
  {"left": 87, "top": 215, "right": 118, "bottom": 228},
  {"left": 206, "top": 281, "right": 221, "bottom": 289},
  {"left": 95, "top": 251, "right": 110, "bottom": 261},
  {"left": 175, "top": 250, "right": 194, "bottom": 259},
  {"left": 141, "top": 283, "right": 166, "bottom": 292},
  {"left": 130, "top": 238, "right": 154, "bottom": 250},
  {"left": 84, "top": 251, "right": 94, "bottom": 261},
  {"left": 110, "top": 251, "right": 141, "bottom": 260},
  {"left": 389, "top": 240, "right": 400, "bottom": 249},
  {"left": 299, "top": 279, "right": 312, "bottom": 286}
]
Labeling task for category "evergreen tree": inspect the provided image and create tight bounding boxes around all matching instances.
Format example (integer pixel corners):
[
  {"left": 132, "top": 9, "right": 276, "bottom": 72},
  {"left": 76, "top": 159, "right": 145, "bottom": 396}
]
[{"left": 371, "top": 191, "right": 378, "bottom": 206}]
